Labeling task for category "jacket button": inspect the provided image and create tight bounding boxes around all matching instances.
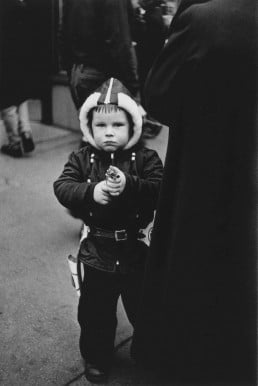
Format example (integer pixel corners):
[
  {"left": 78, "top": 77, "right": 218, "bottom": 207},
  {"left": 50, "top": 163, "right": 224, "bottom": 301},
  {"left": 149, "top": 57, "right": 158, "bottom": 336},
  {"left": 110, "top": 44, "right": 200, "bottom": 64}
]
[{"left": 116, "top": 261, "right": 120, "bottom": 266}]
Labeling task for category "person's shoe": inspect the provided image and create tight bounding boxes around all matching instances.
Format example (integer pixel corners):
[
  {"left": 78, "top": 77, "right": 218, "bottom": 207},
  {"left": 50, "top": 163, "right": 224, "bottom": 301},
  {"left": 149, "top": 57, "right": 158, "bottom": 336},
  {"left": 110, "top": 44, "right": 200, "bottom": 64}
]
[
  {"left": 1, "top": 142, "right": 23, "bottom": 157},
  {"left": 20, "top": 132, "right": 35, "bottom": 153},
  {"left": 84, "top": 363, "right": 108, "bottom": 383}
]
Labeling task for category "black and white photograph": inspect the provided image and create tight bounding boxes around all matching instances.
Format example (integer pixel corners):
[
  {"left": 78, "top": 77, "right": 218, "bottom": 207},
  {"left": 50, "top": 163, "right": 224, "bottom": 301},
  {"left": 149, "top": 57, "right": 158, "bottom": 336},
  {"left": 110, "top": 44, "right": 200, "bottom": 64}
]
[{"left": 0, "top": 0, "right": 257, "bottom": 385}]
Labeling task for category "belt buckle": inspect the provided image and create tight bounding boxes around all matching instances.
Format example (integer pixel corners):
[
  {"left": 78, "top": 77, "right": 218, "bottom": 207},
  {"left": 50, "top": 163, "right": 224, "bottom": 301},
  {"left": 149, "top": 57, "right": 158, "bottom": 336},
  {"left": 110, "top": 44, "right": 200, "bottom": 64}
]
[{"left": 115, "top": 229, "right": 127, "bottom": 242}]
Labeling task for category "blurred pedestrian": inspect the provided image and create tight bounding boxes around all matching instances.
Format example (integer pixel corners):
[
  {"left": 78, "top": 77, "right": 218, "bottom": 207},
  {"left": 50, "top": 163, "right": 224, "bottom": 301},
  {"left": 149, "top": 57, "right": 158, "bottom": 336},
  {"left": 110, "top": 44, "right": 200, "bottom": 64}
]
[
  {"left": 53, "top": 78, "right": 163, "bottom": 383},
  {"left": 0, "top": 0, "right": 36, "bottom": 157},
  {"left": 1, "top": 102, "right": 34, "bottom": 157},
  {"left": 135, "top": 0, "right": 167, "bottom": 99},
  {"left": 130, "top": 0, "right": 169, "bottom": 138},
  {"left": 132, "top": 0, "right": 257, "bottom": 385},
  {"left": 60, "top": 0, "right": 140, "bottom": 111}
]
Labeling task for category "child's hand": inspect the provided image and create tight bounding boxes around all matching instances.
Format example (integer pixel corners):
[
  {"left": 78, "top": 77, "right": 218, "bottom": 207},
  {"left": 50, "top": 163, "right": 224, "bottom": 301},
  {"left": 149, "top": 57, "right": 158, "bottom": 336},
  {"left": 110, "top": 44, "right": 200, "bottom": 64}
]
[
  {"left": 93, "top": 181, "right": 111, "bottom": 205},
  {"left": 106, "top": 166, "right": 126, "bottom": 196}
]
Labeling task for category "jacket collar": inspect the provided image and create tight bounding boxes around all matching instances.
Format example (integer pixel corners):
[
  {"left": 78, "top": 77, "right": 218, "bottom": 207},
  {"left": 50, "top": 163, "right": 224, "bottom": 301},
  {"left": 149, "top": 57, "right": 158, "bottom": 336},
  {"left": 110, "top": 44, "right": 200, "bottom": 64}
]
[{"left": 87, "top": 143, "right": 141, "bottom": 160}]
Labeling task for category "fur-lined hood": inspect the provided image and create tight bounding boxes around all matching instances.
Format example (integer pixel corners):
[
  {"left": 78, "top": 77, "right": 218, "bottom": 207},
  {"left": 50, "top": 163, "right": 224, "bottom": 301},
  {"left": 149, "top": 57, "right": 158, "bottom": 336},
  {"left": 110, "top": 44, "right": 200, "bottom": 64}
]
[{"left": 79, "top": 78, "right": 143, "bottom": 150}]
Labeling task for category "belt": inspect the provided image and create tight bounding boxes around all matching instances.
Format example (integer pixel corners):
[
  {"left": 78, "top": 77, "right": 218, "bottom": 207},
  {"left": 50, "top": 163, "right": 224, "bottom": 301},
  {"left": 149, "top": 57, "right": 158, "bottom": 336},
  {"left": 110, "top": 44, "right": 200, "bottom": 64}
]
[{"left": 90, "top": 226, "right": 139, "bottom": 242}]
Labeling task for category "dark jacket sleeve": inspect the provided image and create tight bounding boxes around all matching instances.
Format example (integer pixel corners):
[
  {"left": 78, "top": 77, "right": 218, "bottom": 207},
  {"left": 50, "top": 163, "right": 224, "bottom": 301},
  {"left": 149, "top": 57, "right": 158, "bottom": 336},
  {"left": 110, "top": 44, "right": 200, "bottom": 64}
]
[
  {"left": 123, "top": 148, "right": 163, "bottom": 207},
  {"left": 53, "top": 151, "right": 97, "bottom": 212},
  {"left": 144, "top": 5, "right": 199, "bottom": 126}
]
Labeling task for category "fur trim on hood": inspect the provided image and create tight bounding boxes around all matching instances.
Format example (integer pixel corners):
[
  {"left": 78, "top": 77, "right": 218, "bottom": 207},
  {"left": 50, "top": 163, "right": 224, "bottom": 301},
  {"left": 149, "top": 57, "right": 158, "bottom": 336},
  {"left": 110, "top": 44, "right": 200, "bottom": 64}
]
[{"left": 79, "top": 78, "right": 143, "bottom": 150}]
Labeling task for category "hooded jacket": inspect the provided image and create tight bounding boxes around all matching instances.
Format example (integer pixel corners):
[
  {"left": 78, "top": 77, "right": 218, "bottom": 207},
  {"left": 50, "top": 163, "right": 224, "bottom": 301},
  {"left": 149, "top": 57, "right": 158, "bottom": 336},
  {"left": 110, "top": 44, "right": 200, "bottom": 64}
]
[{"left": 54, "top": 79, "right": 163, "bottom": 273}]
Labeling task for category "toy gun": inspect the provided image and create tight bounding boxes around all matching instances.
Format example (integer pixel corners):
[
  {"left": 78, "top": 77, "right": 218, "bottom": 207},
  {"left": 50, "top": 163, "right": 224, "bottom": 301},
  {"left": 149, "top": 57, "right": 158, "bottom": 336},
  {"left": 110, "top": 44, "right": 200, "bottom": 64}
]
[{"left": 105, "top": 166, "right": 120, "bottom": 181}]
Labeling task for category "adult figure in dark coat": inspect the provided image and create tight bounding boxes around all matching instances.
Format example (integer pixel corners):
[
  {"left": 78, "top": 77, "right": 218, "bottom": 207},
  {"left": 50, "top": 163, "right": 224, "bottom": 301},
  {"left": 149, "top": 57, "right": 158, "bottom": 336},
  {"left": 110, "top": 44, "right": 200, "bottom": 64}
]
[
  {"left": 132, "top": 1, "right": 257, "bottom": 385},
  {"left": 0, "top": 0, "right": 52, "bottom": 112},
  {"left": 0, "top": 0, "right": 52, "bottom": 156},
  {"left": 61, "top": 0, "right": 140, "bottom": 110},
  {"left": 135, "top": 0, "right": 167, "bottom": 99}
]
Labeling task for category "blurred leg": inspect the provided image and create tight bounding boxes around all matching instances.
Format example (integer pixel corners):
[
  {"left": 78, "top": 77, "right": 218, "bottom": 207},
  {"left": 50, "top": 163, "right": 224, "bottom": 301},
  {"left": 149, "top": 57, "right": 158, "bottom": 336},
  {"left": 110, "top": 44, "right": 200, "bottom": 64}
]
[
  {"left": 18, "top": 101, "right": 35, "bottom": 153},
  {"left": 1, "top": 106, "right": 20, "bottom": 143},
  {"left": 1, "top": 106, "right": 24, "bottom": 157},
  {"left": 18, "top": 101, "right": 32, "bottom": 134}
]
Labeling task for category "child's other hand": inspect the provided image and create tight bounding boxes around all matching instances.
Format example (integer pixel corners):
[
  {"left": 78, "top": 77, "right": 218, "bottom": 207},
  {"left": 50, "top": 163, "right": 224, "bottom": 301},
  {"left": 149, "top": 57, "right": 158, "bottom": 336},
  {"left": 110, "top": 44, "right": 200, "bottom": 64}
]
[
  {"left": 106, "top": 166, "right": 126, "bottom": 196},
  {"left": 93, "top": 181, "right": 111, "bottom": 205}
]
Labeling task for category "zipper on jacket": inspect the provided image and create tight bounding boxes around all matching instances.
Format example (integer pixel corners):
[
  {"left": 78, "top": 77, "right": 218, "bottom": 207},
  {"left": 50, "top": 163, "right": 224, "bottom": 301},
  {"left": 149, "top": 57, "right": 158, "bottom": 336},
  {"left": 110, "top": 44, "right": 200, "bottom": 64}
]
[{"left": 111, "top": 152, "right": 114, "bottom": 165}]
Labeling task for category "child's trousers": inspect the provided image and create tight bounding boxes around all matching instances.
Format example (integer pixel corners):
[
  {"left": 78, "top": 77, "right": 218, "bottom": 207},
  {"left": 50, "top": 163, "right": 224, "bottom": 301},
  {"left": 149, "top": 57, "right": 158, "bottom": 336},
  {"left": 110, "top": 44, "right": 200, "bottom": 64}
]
[{"left": 78, "top": 264, "right": 145, "bottom": 368}]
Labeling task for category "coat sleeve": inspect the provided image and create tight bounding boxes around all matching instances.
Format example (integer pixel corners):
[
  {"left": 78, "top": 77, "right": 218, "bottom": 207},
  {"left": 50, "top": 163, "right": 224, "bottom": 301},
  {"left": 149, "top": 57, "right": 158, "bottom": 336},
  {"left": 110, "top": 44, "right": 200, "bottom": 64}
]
[
  {"left": 53, "top": 152, "right": 96, "bottom": 212},
  {"left": 144, "top": 7, "right": 199, "bottom": 126},
  {"left": 122, "top": 149, "right": 163, "bottom": 207}
]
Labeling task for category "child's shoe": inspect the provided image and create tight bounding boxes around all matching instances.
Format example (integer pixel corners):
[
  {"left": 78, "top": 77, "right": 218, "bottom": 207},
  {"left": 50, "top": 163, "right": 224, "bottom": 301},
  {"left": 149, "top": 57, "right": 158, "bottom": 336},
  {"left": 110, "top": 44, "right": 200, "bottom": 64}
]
[
  {"left": 20, "top": 132, "right": 35, "bottom": 153},
  {"left": 1, "top": 142, "right": 23, "bottom": 157},
  {"left": 84, "top": 363, "right": 108, "bottom": 383}
]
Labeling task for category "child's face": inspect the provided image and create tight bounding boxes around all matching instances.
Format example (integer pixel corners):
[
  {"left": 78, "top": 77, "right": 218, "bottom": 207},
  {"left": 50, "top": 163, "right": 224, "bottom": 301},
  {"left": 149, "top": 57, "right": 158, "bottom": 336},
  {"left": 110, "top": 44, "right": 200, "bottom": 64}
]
[{"left": 91, "top": 109, "right": 130, "bottom": 152}]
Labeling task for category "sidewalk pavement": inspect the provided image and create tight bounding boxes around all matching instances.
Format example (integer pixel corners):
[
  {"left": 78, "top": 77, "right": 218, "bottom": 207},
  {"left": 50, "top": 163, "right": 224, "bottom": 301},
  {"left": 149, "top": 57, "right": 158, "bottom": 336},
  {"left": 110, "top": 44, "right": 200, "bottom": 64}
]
[{"left": 0, "top": 122, "right": 169, "bottom": 386}]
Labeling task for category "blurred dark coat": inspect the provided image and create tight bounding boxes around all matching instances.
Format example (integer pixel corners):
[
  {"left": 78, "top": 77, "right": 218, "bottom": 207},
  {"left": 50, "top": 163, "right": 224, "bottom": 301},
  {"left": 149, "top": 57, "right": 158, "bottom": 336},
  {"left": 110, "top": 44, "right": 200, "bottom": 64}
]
[
  {"left": 132, "top": 0, "right": 257, "bottom": 385},
  {"left": 136, "top": 1, "right": 167, "bottom": 96},
  {"left": 0, "top": 0, "right": 52, "bottom": 108},
  {"left": 61, "top": 0, "right": 139, "bottom": 98}
]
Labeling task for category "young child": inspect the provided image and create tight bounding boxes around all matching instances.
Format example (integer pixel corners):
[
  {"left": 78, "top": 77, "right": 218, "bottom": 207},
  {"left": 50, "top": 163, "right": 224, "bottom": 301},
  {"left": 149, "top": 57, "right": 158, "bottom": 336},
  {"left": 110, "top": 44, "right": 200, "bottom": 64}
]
[{"left": 53, "top": 78, "right": 163, "bottom": 383}]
